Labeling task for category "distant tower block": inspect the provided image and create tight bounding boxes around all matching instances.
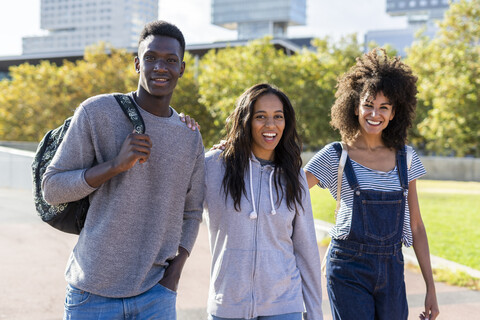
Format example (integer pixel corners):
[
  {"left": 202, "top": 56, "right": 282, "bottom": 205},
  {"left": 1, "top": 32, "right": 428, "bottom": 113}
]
[
  {"left": 211, "top": 0, "right": 306, "bottom": 40},
  {"left": 386, "top": 0, "right": 451, "bottom": 28}
]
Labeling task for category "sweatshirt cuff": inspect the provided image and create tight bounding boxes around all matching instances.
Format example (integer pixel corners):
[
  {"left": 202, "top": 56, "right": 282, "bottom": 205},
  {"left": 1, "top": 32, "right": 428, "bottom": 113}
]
[{"left": 179, "top": 218, "right": 201, "bottom": 255}]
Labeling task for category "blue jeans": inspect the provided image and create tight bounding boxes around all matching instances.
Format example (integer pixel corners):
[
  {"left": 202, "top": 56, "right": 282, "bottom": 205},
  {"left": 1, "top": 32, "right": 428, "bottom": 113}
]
[
  {"left": 209, "top": 312, "right": 303, "bottom": 320},
  {"left": 63, "top": 283, "right": 177, "bottom": 320}
]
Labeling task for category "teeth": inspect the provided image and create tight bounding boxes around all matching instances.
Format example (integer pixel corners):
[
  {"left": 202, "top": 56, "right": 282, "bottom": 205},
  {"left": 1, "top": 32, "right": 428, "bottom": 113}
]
[
  {"left": 263, "top": 133, "right": 276, "bottom": 137},
  {"left": 367, "top": 120, "right": 381, "bottom": 125}
]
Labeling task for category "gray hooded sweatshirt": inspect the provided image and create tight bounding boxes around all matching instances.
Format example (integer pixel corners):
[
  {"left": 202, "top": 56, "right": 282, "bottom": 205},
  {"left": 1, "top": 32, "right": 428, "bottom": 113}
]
[{"left": 204, "top": 150, "right": 323, "bottom": 319}]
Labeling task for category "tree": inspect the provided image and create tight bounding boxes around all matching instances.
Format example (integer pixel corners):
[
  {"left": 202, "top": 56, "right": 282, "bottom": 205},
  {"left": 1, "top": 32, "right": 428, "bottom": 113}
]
[
  {"left": 197, "top": 36, "right": 363, "bottom": 150},
  {"left": 171, "top": 52, "right": 216, "bottom": 146},
  {"left": 0, "top": 43, "right": 136, "bottom": 142},
  {"left": 406, "top": 0, "right": 480, "bottom": 156}
]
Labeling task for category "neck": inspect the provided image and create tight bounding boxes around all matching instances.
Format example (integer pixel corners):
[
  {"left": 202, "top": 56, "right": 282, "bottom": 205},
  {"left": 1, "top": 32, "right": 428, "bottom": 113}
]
[
  {"left": 252, "top": 149, "right": 274, "bottom": 162},
  {"left": 351, "top": 133, "right": 386, "bottom": 151},
  {"left": 134, "top": 88, "right": 172, "bottom": 117}
]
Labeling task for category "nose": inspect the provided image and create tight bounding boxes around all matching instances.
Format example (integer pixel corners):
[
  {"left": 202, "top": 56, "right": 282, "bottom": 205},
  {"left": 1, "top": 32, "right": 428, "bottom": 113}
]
[
  {"left": 153, "top": 60, "right": 168, "bottom": 72},
  {"left": 265, "top": 117, "right": 275, "bottom": 127}
]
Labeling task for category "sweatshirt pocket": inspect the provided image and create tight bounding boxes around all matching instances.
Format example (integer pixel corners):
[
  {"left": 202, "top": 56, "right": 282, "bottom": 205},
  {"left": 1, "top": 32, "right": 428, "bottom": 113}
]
[
  {"left": 256, "top": 249, "right": 300, "bottom": 304},
  {"left": 212, "top": 249, "right": 253, "bottom": 304}
]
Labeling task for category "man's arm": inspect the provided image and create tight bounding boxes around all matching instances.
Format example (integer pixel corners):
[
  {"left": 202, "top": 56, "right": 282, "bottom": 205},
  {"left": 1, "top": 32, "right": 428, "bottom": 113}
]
[
  {"left": 159, "top": 141, "right": 205, "bottom": 291},
  {"left": 84, "top": 131, "right": 152, "bottom": 188}
]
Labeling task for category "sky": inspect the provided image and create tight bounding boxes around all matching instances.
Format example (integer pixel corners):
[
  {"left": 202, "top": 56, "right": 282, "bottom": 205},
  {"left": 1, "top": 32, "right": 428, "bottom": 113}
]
[{"left": 0, "top": 0, "right": 408, "bottom": 57}]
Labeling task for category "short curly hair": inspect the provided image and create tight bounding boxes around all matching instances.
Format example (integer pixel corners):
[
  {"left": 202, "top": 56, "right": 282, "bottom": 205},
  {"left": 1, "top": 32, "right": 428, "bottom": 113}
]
[
  {"left": 138, "top": 20, "right": 185, "bottom": 58},
  {"left": 330, "top": 48, "right": 418, "bottom": 150}
]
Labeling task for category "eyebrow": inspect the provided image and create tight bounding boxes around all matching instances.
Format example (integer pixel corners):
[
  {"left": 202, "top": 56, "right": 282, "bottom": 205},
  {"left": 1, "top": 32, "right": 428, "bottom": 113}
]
[
  {"left": 364, "top": 100, "right": 392, "bottom": 106},
  {"left": 254, "top": 109, "right": 284, "bottom": 114}
]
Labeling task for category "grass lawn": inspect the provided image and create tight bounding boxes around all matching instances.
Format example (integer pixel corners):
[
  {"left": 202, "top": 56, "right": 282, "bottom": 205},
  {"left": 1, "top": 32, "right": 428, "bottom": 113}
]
[{"left": 309, "top": 180, "right": 480, "bottom": 271}]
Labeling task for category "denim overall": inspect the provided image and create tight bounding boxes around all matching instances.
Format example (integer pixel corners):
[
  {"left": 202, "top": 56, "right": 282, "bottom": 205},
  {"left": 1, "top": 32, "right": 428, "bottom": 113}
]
[{"left": 326, "top": 144, "right": 409, "bottom": 320}]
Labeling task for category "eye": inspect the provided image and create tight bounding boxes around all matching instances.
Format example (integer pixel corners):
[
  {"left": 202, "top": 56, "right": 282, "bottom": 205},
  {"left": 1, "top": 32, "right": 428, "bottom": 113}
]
[
  {"left": 167, "top": 58, "right": 178, "bottom": 63},
  {"left": 144, "top": 55, "right": 155, "bottom": 62},
  {"left": 255, "top": 115, "right": 265, "bottom": 119},
  {"left": 274, "top": 114, "right": 284, "bottom": 120}
]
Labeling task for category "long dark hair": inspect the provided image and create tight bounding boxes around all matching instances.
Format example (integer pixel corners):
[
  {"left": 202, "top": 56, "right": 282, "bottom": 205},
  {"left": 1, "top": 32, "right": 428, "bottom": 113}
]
[{"left": 220, "top": 83, "right": 304, "bottom": 213}]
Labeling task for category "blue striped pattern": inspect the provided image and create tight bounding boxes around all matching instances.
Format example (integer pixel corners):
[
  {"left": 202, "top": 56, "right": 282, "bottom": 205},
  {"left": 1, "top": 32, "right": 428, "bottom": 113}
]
[{"left": 305, "top": 142, "right": 426, "bottom": 247}]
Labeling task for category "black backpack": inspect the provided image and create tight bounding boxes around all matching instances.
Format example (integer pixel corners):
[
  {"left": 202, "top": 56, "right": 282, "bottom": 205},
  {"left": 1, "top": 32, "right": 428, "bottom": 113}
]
[{"left": 31, "top": 94, "right": 145, "bottom": 234}]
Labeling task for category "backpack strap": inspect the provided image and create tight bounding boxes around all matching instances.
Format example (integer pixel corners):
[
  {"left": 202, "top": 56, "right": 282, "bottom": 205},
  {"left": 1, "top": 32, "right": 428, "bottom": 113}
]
[
  {"left": 113, "top": 94, "right": 145, "bottom": 134},
  {"left": 406, "top": 145, "right": 413, "bottom": 170},
  {"left": 335, "top": 142, "right": 348, "bottom": 220}
]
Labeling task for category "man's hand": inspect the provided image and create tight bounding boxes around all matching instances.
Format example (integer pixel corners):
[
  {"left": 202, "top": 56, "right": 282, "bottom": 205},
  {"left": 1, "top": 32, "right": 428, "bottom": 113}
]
[
  {"left": 84, "top": 131, "right": 152, "bottom": 188},
  {"left": 158, "top": 247, "right": 189, "bottom": 292},
  {"left": 210, "top": 140, "right": 227, "bottom": 151},
  {"left": 113, "top": 132, "right": 152, "bottom": 172},
  {"left": 179, "top": 113, "right": 201, "bottom": 131}
]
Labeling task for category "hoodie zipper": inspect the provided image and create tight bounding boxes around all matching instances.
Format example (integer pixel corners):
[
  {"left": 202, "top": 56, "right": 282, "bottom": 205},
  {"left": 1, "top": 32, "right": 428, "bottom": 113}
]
[{"left": 249, "top": 164, "right": 263, "bottom": 318}]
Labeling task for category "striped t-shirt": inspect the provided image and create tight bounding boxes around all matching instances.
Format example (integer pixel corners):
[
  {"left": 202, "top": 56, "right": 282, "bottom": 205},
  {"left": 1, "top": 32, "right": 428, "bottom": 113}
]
[{"left": 304, "top": 142, "right": 426, "bottom": 247}]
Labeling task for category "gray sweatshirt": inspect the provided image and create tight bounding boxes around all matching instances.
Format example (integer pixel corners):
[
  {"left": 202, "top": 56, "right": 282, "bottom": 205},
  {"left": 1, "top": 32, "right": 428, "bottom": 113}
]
[
  {"left": 204, "top": 150, "right": 323, "bottom": 319},
  {"left": 42, "top": 93, "right": 205, "bottom": 298}
]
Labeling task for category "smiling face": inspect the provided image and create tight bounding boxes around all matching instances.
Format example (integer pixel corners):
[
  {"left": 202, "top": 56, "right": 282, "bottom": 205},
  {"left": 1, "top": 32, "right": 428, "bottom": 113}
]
[
  {"left": 135, "top": 35, "right": 185, "bottom": 102},
  {"left": 355, "top": 91, "right": 395, "bottom": 137},
  {"left": 250, "top": 94, "right": 285, "bottom": 161}
]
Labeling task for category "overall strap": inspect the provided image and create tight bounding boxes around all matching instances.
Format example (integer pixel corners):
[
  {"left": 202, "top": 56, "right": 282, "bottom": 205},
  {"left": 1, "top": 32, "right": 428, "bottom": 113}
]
[
  {"left": 396, "top": 146, "right": 410, "bottom": 190},
  {"left": 113, "top": 94, "right": 145, "bottom": 134},
  {"left": 332, "top": 142, "right": 360, "bottom": 191}
]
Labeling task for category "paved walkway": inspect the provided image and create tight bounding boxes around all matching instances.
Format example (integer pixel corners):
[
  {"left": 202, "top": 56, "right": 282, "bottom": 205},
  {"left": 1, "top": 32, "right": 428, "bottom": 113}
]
[{"left": 1, "top": 188, "right": 479, "bottom": 319}]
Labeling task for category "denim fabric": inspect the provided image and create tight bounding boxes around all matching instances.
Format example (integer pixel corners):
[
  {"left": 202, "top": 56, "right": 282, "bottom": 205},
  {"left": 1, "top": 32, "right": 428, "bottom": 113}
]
[
  {"left": 63, "top": 283, "right": 177, "bottom": 320},
  {"left": 326, "top": 145, "right": 409, "bottom": 320},
  {"left": 209, "top": 312, "right": 303, "bottom": 320}
]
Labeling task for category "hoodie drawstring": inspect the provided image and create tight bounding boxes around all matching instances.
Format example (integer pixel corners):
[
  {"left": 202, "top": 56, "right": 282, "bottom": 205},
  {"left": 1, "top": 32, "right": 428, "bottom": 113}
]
[{"left": 249, "top": 158, "right": 276, "bottom": 219}]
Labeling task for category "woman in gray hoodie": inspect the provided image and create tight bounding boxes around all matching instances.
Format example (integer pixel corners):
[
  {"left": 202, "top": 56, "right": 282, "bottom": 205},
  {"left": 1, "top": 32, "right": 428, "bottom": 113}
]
[{"left": 204, "top": 83, "right": 323, "bottom": 320}]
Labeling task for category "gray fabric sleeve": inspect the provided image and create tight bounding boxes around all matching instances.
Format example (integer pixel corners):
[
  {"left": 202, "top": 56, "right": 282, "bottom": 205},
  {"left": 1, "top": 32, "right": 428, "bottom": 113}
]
[
  {"left": 42, "top": 106, "right": 97, "bottom": 205},
  {"left": 293, "top": 170, "right": 324, "bottom": 320},
  {"left": 179, "top": 142, "right": 205, "bottom": 254}
]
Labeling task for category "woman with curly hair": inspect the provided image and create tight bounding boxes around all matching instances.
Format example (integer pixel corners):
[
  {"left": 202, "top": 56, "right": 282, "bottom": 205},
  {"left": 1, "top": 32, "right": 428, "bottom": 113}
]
[
  {"left": 204, "top": 83, "right": 323, "bottom": 319},
  {"left": 305, "top": 49, "right": 439, "bottom": 320}
]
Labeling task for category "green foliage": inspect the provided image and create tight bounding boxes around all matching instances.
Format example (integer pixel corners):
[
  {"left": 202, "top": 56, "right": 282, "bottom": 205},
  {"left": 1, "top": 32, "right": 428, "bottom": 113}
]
[
  {"left": 197, "top": 36, "right": 362, "bottom": 149},
  {"left": 0, "top": 43, "right": 136, "bottom": 141},
  {"left": 406, "top": 0, "right": 480, "bottom": 156},
  {"left": 432, "top": 268, "right": 480, "bottom": 290},
  {"left": 171, "top": 52, "right": 216, "bottom": 146},
  {"left": 2, "top": 2, "right": 480, "bottom": 158}
]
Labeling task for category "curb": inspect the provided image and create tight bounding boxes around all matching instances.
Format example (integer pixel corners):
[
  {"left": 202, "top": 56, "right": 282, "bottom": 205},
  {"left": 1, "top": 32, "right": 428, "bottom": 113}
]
[{"left": 313, "top": 219, "right": 480, "bottom": 279}]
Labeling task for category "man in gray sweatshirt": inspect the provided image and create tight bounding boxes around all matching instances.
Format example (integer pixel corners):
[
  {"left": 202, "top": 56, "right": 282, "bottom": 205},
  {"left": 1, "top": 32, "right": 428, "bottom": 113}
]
[{"left": 42, "top": 21, "right": 204, "bottom": 319}]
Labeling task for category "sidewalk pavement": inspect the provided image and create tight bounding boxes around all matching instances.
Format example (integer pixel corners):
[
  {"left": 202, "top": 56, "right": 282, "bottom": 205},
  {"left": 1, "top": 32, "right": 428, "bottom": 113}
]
[{"left": 1, "top": 188, "right": 479, "bottom": 320}]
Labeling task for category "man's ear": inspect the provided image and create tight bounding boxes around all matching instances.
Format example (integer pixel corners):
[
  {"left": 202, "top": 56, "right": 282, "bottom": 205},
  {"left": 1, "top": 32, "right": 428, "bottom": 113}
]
[
  {"left": 179, "top": 61, "right": 185, "bottom": 78},
  {"left": 134, "top": 56, "right": 140, "bottom": 73}
]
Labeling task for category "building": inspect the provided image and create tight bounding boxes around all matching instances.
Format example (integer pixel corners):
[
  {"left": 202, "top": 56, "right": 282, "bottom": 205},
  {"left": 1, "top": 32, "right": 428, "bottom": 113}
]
[
  {"left": 1, "top": 0, "right": 312, "bottom": 79},
  {"left": 211, "top": 0, "right": 306, "bottom": 40},
  {"left": 22, "top": 0, "right": 158, "bottom": 55},
  {"left": 365, "top": 0, "right": 455, "bottom": 56}
]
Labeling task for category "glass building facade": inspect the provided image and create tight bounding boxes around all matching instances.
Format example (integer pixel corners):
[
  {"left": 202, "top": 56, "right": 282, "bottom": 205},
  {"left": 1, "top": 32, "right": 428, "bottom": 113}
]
[
  {"left": 211, "top": 0, "right": 306, "bottom": 40},
  {"left": 22, "top": 0, "right": 158, "bottom": 54}
]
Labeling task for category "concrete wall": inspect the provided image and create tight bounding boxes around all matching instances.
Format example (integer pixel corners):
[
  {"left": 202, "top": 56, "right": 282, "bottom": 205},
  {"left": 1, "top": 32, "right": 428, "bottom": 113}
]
[
  {"left": 0, "top": 146, "right": 35, "bottom": 190},
  {"left": 302, "top": 152, "right": 480, "bottom": 182},
  {"left": 1, "top": 147, "right": 479, "bottom": 191}
]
